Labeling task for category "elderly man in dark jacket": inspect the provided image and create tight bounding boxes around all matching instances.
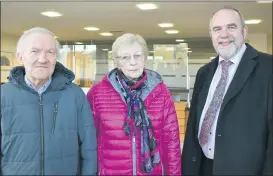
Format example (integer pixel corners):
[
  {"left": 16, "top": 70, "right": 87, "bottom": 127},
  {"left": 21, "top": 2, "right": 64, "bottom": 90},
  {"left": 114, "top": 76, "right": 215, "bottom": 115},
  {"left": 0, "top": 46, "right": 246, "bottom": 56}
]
[{"left": 1, "top": 27, "right": 97, "bottom": 175}]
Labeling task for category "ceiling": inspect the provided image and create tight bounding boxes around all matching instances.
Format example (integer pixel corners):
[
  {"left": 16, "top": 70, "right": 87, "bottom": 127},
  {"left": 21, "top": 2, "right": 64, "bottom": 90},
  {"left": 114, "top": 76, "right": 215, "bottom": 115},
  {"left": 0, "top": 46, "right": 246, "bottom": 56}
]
[{"left": 1, "top": 0, "right": 272, "bottom": 43}]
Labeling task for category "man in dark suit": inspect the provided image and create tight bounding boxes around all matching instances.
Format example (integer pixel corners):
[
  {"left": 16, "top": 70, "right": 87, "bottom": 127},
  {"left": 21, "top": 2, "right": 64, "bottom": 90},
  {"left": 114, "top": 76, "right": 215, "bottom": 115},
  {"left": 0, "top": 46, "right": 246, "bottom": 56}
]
[{"left": 182, "top": 6, "right": 272, "bottom": 176}]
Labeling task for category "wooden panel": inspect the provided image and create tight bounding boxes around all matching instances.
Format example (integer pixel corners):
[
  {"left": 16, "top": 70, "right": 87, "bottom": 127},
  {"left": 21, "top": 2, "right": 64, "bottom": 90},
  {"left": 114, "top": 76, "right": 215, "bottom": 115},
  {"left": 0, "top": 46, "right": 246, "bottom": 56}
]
[
  {"left": 178, "top": 118, "right": 185, "bottom": 126},
  {"left": 176, "top": 110, "right": 185, "bottom": 119},
  {"left": 180, "top": 134, "right": 185, "bottom": 142},
  {"left": 174, "top": 102, "right": 185, "bottom": 111},
  {"left": 179, "top": 125, "right": 185, "bottom": 133}
]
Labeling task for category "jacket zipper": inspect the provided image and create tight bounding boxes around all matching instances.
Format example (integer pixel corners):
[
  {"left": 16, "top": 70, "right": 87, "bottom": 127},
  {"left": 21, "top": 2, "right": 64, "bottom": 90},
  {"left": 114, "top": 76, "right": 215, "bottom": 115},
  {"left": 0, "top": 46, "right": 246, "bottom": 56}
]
[
  {"left": 39, "top": 95, "right": 44, "bottom": 175},
  {"left": 51, "top": 101, "right": 58, "bottom": 134},
  {"left": 161, "top": 162, "right": 164, "bottom": 175},
  {"left": 132, "top": 126, "right": 137, "bottom": 176}
]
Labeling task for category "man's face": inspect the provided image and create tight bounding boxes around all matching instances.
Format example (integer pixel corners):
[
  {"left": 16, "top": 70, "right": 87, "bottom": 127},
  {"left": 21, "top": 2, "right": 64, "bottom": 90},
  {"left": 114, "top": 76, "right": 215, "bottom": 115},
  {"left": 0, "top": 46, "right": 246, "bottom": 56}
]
[
  {"left": 209, "top": 9, "right": 248, "bottom": 59},
  {"left": 17, "top": 33, "right": 57, "bottom": 81},
  {"left": 114, "top": 42, "right": 145, "bottom": 80}
]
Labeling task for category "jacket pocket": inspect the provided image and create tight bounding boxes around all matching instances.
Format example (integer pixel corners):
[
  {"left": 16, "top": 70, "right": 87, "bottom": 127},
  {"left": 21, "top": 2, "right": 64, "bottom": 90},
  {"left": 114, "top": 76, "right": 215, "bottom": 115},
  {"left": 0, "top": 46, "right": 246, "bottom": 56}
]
[{"left": 51, "top": 101, "right": 58, "bottom": 134}]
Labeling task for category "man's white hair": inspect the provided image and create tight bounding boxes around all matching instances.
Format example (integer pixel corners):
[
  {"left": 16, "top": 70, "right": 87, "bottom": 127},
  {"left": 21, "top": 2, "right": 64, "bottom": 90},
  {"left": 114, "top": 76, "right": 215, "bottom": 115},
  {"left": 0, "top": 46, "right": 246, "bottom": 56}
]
[{"left": 16, "top": 27, "right": 60, "bottom": 57}]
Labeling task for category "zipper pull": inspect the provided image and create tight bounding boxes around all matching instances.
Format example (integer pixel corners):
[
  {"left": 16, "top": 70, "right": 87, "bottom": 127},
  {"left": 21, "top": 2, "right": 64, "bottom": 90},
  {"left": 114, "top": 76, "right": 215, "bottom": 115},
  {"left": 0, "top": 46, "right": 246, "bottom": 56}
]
[
  {"left": 39, "top": 96, "right": 43, "bottom": 105},
  {"left": 51, "top": 101, "right": 58, "bottom": 134}
]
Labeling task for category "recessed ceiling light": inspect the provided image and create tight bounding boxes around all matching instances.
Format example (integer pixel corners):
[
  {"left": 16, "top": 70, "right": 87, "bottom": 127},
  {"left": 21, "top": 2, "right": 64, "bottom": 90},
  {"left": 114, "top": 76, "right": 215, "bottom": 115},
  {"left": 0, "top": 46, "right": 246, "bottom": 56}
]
[
  {"left": 84, "top": 26, "right": 99, "bottom": 31},
  {"left": 245, "top": 19, "right": 262, "bottom": 24},
  {"left": 100, "top": 32, "right": 113, "bottom": 36},
  {"left": 41, "top": 11, "right": 62, "bottom": 17},
  {"left": 165, "top": 30, "right": 179, "bottom": 34},
  {"left": 136, "top": 3, "right": 158, "bottom": 10},
  {"left": 176, "top": 39, "right": 185, "bottom": 42},
  {"left": 75, "top": 42, "right": 83, "bottom": 44},
  {"left": 102, "top": 49, "right": 109, "bottom": 51},
  {"left": 257, "top": 1, "right": 272, "bottom": 3},
  {"left": 54, "top": 36, "right": 58, "bottom": 39},
  {"left": 158, "top": 23, "right": 173, "bottom": 28}
]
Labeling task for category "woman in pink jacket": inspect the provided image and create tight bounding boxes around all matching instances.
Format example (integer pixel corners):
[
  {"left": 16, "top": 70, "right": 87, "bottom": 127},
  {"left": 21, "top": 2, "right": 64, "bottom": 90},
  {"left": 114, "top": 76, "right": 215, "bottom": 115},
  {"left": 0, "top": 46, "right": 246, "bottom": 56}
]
[{"left": 87, "top": 33, "right": 181, "bottom": 175}]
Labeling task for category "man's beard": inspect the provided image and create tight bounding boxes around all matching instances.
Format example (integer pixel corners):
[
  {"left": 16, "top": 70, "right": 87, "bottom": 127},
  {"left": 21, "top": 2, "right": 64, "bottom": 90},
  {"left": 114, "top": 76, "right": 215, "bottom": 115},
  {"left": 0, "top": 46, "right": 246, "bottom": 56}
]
[
  {"left": 217, "top": 42, "right": 238, "bottom": 59},
  {"left": 215, "top": 37, "right": 242, "bottom": 59}
]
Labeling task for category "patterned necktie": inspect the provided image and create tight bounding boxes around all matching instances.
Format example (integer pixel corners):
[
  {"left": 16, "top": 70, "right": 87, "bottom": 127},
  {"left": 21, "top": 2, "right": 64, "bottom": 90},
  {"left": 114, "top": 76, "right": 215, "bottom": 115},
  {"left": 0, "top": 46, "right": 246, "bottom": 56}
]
[{"left": 199, "top": 60, "right": 233, "bottom": 146}]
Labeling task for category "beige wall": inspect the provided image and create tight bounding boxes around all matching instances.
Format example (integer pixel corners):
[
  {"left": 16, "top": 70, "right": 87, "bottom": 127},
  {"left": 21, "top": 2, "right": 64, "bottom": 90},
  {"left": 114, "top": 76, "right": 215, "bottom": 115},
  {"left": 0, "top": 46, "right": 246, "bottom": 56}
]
[
  {"left": 1, "top": 34, "right": 18, "bottom": 53},
  {"left": 1, "top": 34, "right": 20, "bottom": 66},
  {"left": 1, "top": 34, "right": 19, "bottom": 83},
  {"left": 247, "top": 33, "right": 268, "bottom": 53}
]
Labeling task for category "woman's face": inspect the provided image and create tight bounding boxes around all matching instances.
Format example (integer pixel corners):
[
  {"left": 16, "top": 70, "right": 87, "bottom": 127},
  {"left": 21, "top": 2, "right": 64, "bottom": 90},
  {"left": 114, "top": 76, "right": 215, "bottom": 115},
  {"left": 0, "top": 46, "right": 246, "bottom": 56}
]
[{"left": 114, "top": 42, "right": 145, "bottom": 80}]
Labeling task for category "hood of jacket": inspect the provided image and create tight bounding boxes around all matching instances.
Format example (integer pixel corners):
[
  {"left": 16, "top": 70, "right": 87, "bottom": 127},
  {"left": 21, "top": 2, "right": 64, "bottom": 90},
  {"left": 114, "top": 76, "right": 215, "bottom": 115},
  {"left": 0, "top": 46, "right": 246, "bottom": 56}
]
[{"left": 8, "top": 62, "right": 75, "bottom": 92}]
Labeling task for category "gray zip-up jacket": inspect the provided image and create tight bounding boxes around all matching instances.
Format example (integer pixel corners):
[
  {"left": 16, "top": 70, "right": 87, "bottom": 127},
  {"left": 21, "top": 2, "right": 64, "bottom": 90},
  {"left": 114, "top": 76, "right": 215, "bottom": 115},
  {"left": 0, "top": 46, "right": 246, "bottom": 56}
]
[{"left": 1, "top": 62, "right": 97, "bottom": 175}]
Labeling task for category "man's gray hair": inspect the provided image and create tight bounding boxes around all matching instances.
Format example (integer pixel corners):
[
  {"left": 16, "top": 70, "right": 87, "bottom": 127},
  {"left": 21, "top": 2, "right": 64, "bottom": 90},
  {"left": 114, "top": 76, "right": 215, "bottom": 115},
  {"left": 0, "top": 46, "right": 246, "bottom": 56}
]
[
  {"left": 209, "top": 6, "right": 246, "bottom": 30},
  {"left": 112, "top": 33, "right": 149, "bottom": 59},
  {"left": 16, "top": 27, "right": 60, "bottom": 57}
]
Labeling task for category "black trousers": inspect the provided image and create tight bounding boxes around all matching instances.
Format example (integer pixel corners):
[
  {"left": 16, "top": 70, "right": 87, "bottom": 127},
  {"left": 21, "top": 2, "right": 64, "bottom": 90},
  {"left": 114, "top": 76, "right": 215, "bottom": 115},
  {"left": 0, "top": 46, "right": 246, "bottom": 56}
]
[{"left": 200, "top": 152, "right": 214, "bottom": 176}]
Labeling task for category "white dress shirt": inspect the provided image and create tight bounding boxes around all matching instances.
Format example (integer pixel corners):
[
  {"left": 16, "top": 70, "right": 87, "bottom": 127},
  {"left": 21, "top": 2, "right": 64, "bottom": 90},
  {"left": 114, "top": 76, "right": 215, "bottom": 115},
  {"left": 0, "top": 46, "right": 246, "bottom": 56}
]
[{"left": 198, "top": 44, "right": 247, "bottom": 159}]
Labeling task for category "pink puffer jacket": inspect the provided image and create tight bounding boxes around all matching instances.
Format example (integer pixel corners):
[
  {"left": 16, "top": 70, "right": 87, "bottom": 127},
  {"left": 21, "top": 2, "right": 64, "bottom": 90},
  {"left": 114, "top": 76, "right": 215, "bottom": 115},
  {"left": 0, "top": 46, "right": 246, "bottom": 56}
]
[{"left": 87, "top": 69, "right": 181, "bottom": 175}]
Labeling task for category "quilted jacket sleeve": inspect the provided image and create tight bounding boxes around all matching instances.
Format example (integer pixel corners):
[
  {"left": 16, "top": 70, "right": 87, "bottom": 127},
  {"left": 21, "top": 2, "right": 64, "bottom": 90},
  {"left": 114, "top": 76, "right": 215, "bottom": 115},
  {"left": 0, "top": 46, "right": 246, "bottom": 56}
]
[
  {"left": 86, "top": 85, "right": 99, "bottom": 131},
  {"left": 77, "top": 89, "right": 97, "bottom": 175},
  {"left": 161, "top": 84, "right": 182, "bottom": 175}
]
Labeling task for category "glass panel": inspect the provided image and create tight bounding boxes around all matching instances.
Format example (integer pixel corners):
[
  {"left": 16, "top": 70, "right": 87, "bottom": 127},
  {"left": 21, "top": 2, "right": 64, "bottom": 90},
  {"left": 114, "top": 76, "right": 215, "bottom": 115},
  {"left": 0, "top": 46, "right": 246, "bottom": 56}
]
[
  {"left": 152, "top": 44, "right": 189, "bottom": 89},
  {"left": 59, "top": 44, "right": 96, "bottom": 87}
]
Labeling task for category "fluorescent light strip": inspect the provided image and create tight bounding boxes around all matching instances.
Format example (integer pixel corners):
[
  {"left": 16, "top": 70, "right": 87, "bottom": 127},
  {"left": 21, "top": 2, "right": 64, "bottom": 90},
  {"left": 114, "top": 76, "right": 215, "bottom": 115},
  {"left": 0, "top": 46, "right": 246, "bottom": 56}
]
[
  {"left": 136, "top": 3, "right": 158, "bottom": 10},
  {"left": 165, "top": 30, "right": 179, "bottom": 34},
  {"left": 100, "top": 32, "right": 113, "bottom": 36},
  {"left": 41, "top": 11, "right": 62, "bottom": 17},
  {"left": 257, "top": 1, "right": 272, "bottom": 3},
  {"left": 245, "top": 19, "right": 262, "bottom": 24},
  {"left": 84, "top": 27, "right": 99, "bottom": 31},
  {"left": 176, "top": 39, "right": 185, "bottom": 42},
  {"left": 158, "top": 23, "right": 173, "bottom": 28}
]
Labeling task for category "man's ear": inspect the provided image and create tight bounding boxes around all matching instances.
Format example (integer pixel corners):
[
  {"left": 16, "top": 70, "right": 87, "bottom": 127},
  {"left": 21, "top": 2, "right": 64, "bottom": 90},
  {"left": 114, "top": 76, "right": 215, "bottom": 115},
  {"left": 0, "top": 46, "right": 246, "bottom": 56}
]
[
  {"left": 243, "top": 25, "right": 248, "bottom": 40},
  {"left": 16, "top": 52, "right": 24, "bottom": 65}
]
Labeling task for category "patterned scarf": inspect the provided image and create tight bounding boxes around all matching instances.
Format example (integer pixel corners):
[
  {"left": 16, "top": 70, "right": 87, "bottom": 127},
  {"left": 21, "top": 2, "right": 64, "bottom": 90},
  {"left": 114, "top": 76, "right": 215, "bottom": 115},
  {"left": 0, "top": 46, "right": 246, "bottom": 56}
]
[{"left": 116, "top": 70, "right": 161, "bottom": 173}]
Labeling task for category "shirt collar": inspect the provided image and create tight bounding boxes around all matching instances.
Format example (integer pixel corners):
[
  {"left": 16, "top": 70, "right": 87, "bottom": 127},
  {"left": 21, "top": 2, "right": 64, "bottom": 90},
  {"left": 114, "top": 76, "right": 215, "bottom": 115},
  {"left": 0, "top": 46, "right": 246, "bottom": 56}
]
[
  {"left": 219, "top": 43, "right": 247, "bottom": 65},
  {"left": 24, "top": 75, "right": 52, "bottom": 95}
]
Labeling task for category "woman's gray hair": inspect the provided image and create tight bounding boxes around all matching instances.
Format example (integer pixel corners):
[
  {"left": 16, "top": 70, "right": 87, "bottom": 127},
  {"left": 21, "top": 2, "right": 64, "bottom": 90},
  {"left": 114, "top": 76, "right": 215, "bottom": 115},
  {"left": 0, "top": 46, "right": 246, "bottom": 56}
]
[
  {"left": 112, "top": 33, "right": 149, "bottom": 59},
  {"left": 16, "top": 27, "right": 60, "bottom": 57}
]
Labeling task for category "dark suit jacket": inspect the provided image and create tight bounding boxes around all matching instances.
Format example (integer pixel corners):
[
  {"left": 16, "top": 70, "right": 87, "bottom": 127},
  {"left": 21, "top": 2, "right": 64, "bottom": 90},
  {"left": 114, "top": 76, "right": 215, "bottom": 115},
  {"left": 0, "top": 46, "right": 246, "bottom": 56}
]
[{"left": 182, "top": 44, "right": 273, "bottom": 176}]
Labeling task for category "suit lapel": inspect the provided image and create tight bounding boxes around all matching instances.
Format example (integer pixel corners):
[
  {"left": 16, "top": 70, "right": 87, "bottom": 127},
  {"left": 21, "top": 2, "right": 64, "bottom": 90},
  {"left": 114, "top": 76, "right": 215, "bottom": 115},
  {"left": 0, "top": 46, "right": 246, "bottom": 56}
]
[
  {"left": 219, "top": 44, "right": 258, "bottom": 114},
  {"left": 195, "top": 57, "right": 218, "bottom": 135}
]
